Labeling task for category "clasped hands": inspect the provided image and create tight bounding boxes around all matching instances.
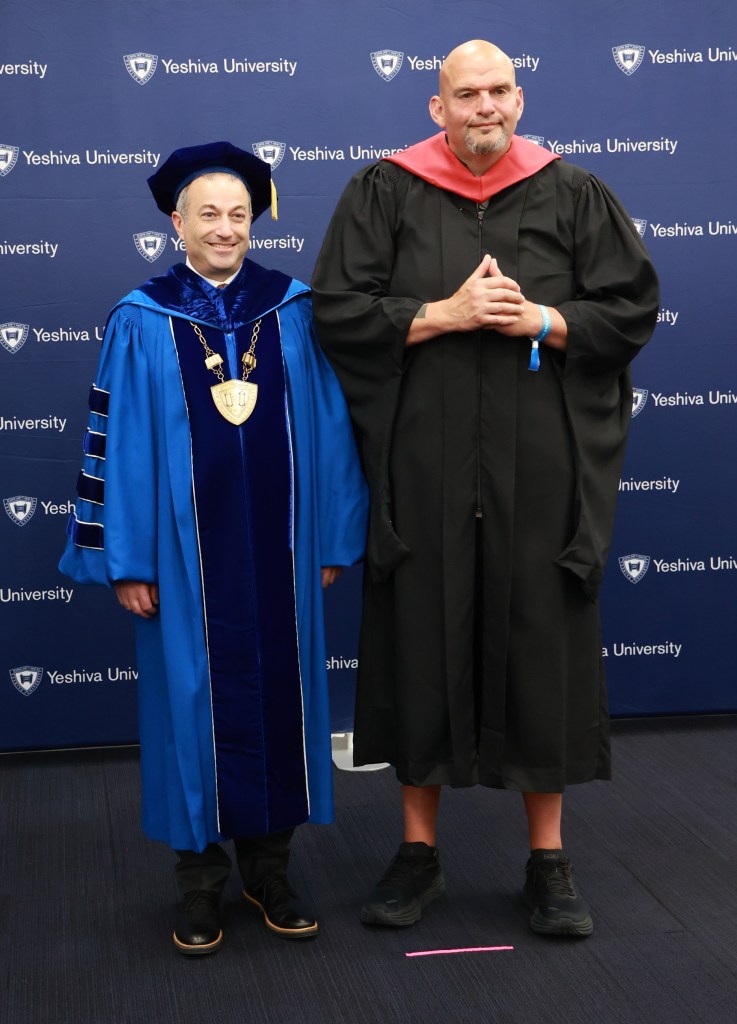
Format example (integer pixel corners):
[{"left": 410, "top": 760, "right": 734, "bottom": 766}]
[{"left": 443, "top": 253, "right": 541, "bottom": 337}]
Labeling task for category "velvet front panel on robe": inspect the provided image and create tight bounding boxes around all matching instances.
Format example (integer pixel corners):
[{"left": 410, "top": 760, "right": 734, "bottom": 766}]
[
  {"left": 171, "top": 314, "right": 308, "bottom": 836},
  {"left": 312, "top": 156, "right": 659, "bottom": 791}
]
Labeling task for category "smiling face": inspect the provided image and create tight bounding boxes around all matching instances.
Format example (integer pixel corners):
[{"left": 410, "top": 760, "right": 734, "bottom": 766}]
[
  {"left": 171, "top": 172, "right": 252, "bottom": 281},
  {"left": 429, "top": 40, "right": 524, "bottom": 175}
]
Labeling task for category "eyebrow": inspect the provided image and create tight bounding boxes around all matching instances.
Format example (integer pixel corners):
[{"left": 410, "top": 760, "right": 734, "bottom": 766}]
[
  {"left": 197, "top": 203, "right": 249, "bottom": 213},
  {"left": 454, "top": 79, "right": 513, "bottom": 94}
]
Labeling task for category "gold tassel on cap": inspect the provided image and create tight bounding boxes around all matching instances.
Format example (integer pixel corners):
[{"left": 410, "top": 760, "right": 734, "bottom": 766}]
[{"left": 270, "top": 180, "right": 278, "bottom": 221}]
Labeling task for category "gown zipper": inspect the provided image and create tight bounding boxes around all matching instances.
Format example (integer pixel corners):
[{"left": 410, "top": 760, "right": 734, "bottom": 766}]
[{"left": 475, "top": 201, "right": 489, "bottom": 520}]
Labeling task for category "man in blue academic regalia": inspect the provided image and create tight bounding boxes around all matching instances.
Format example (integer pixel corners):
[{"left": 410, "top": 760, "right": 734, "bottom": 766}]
[{"left": 59, "top": 141, "right": 368, "bottom": 955}]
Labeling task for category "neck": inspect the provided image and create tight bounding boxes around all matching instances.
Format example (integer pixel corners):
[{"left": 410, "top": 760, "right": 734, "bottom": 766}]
[{"left": 186, "top": 258, "right": 244, "bottom": 287}]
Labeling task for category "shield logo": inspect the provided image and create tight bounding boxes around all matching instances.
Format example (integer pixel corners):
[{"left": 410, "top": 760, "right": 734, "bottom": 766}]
[
  {"left": 521, "top": 134, "right": 545, "bottom": 147},
  {"left": 133, "top": 231, "right": 168, "bottom": 262},
  {"left": 618, "top": 554, "right": 650, "bottom": 584},
  {"left": 631, "top": 218, "right": 647, "bottom": 238},
  {"left": 371, "top": 50, "right": 404, "bottom": 82},
  {"left": 0, "top": 144, "right": 19, "bottom": 176},
  {"left": 123, "top": 52, "right": 158, "bottom": 85},
  {"left": 252, "top": 140, "right": 286, "bottom": 170},
  {"left": 631, "top": 388, "right": 648, "bottom": 418},
  {"left": 4, "top": 495, "right": 37, "bottom": 526},
  {"left": 211, "top": 381, "right": 258, "bottom": 425},
  {"left": 10, "top": 666, "right": 43, "bottom": 696},
  {"left": 612, "top": 44, "right": 645, "bottom": 76},
  {"left": 0, "top": 322, "right": 29, "bottom": 354}
]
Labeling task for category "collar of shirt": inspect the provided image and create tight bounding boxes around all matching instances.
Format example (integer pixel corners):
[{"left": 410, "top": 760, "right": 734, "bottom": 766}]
[{"left": 185, "top": 257, "right": 242, "bottom": 290}]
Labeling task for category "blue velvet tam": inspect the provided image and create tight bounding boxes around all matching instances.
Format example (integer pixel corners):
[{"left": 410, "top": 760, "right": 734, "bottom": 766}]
[{"left": 147, "top": 140, "right": 272, "bottom": 220}]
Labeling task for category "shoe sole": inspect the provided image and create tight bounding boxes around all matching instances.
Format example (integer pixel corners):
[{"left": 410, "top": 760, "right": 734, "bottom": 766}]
[
  {"left": 242, "top": 890, "right": 318, "bottom": 939},
  {"left": 360, "top": 874, "right": 446, "bottom": 927},
  {"left": 528, "top": 908, "right": 594, "bottom": 937},
  {"left": 172, "top": 929, "right": 223, "bottom": 955}
]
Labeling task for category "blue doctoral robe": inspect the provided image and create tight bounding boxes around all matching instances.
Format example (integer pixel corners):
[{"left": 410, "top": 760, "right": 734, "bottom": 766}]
[{"left": 59, "top": 259, "right": 368, "bottom": 852}]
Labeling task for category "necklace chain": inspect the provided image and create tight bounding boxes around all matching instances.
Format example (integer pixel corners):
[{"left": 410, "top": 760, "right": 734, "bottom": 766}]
[{"left": 190, "top": 320, "right": 262, "bottom": 384}]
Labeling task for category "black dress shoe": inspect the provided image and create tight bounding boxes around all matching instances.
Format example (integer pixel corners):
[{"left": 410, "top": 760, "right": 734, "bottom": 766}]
[
  {"left": 173, "top": 890, "right": 223, "bottom": 955},
  {"left": 243, "top": 876, "right": 318, "bottom": 939}
]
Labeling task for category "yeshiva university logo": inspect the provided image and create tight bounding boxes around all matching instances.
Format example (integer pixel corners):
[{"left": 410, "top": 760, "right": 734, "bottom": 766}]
[
  {"left": 612, "top": 44, "right": 645, "bottom": 76},
  {"left": 4, "top": 495, "right": 37, "bottom": 526},
  {"left": 371, "top": 50, "right": 404, "bottom": 82},
  {"left": 10, "top": 666, "right": 43, "bottom": 696},
  {"left": 631, "top": 388, "right": 648, "bottom": 418},
  {"left": 0, "top": 144, "right": 19, "bottom": 176},
  {"left": 619, "top": 554, "right": 651, "bottom": 584},
  {"left": 252, "top": 141, "right": 286, "bottom": 171},
  {"left": 124, "top": 53, "right": 158, "bottom": 85},
  {"left": 631, "top": 218, "right": 647, "bottom": 239},
  {"left": 133, "top": 231, "right": 167, "bottom": 262},
  {"left": 0, "top": 322, "right": 29, "bottom": 354}
]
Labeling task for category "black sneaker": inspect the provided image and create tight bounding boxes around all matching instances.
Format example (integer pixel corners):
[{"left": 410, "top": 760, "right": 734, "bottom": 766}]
[
  {"left": 360, "top": 842, "right": 446, "bottom": 926},
  {"left": 523, "top": 850, "right": 593, "bottom": 937}
]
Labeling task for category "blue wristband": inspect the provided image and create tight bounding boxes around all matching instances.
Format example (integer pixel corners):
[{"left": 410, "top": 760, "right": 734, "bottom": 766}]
[{"left": 528, "top": 304, "right": 551, "bottom": 372}]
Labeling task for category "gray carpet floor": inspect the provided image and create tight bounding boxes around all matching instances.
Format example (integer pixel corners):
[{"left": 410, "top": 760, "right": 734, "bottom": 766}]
[{"left": 1, "top": 716, "right": 736, "bottom": 1024}]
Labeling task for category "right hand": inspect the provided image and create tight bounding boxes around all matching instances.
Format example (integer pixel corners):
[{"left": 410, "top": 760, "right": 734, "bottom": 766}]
[
  {"left": 440, "top": 254, "right": 525, "bottom": 331},
  {"left": 114, "top": 580, "right": 160, "bottom": 618}
]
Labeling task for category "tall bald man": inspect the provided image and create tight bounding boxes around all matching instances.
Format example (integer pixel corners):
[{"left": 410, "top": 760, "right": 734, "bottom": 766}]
[{"left": 313, "top": 41, "right": 658, "bottom": 936}]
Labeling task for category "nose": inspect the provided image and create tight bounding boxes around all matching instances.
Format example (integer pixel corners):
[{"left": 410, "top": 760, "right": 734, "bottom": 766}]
[
  {"left": 213, "top": 214, "right": 233, "bottom": 236},
  {"left": 478, "top": 91, "right": 496, "bottom": 114}
]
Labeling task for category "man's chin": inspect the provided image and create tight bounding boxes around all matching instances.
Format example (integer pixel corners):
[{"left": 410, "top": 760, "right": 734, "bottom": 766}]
[{"left": 465, "top": 130, "right": 509, "bottom": 156}]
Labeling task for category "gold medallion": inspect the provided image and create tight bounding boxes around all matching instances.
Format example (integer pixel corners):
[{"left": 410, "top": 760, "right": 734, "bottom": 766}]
[
  {"left": 190, "top": 318, "right": 263, "bottom": 426},
  {"left": 211, "top": 380, "right": 258, "bottom": 425}
]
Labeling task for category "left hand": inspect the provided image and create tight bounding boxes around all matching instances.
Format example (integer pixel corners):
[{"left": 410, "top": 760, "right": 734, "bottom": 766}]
[
  {"left": 482, "top": 258, "right": 533, "bottom": 337},
  {"left": 489, "top": 261, "right": 567, "bottom": 349},
  {"left": 321, "top": 566, "right": 343, "bottom": 588}
]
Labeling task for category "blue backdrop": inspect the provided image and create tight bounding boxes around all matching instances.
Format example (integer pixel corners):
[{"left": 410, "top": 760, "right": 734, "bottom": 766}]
[{"left": 2, "top": 0, "right": 736, "bottom": 750}]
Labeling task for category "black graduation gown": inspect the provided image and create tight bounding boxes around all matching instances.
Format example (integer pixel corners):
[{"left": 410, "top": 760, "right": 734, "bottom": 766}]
[{"left": 312, "top": 156, "right": 659, "bottom": 791}]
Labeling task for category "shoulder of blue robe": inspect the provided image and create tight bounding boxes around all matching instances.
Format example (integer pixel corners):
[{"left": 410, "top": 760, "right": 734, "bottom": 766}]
[
  {"left": 277, "top": 291, "right": 368, "bottom": 823},
  {"left": 119, "top": 258, "right": 303, "bottom": 328}
]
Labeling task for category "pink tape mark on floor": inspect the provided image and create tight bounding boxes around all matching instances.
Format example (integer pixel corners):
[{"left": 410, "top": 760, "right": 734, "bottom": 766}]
[{"left": 405, "top": 945, "right": 514, "bottom": 958}]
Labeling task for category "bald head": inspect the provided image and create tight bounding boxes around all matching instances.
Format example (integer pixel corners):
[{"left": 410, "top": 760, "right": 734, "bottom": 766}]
[
  {"left": 439, "top": 40, "right": 516, "bottom": 96},
  {"left": 429, "top": 39, "right": 523, "bottom": 175}
]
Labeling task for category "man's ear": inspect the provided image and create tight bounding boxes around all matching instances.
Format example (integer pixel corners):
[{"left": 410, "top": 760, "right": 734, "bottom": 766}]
[{"left": 429, "top": 95, "right": 446, "bottom": 129}]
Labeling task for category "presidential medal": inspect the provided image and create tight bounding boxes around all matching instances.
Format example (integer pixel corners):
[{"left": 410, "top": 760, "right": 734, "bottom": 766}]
[
  {"left": 210, "top": 380, "right": 258, "bottom": 425},
  {"left": 190, "top": 319, "right": 262, "bottom": 424}
]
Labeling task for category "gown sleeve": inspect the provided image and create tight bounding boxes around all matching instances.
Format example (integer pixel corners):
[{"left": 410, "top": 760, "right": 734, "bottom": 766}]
[
  {"left": 552, "top": 172, "right": 660, "bottom": 596},
  {"left": 312, "top": 164, "right": 418, "bottom": 579},
  {"left": 558, "top": 172, "right": 659, "bottom": 382},
  {"left": 278, "top": 293, "right": 369, "bottom": 824},
  {"left": 279, "top": 294, "right": 368, "bottom": 568},
  {"left": 311, "top": 164, "right": 421, "bottom": 435},
  {"left": 59, "top": 304, "right": 158, "bottom": 587}
]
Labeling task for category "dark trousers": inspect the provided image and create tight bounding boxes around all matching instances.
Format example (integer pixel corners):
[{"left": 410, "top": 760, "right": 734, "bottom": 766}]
[{"left": 174, "top": 829, "right": 295, "bottom": 897}]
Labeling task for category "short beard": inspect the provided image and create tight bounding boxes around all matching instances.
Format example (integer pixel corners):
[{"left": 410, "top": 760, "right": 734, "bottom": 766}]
[{"left": 464, "top": 126, "right": 509, "bottom": 155}]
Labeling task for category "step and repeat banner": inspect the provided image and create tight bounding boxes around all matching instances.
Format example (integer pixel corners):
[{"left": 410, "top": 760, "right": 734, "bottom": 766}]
[{"left": 2, "top": 0, "right": 736, "bottom": 750}]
